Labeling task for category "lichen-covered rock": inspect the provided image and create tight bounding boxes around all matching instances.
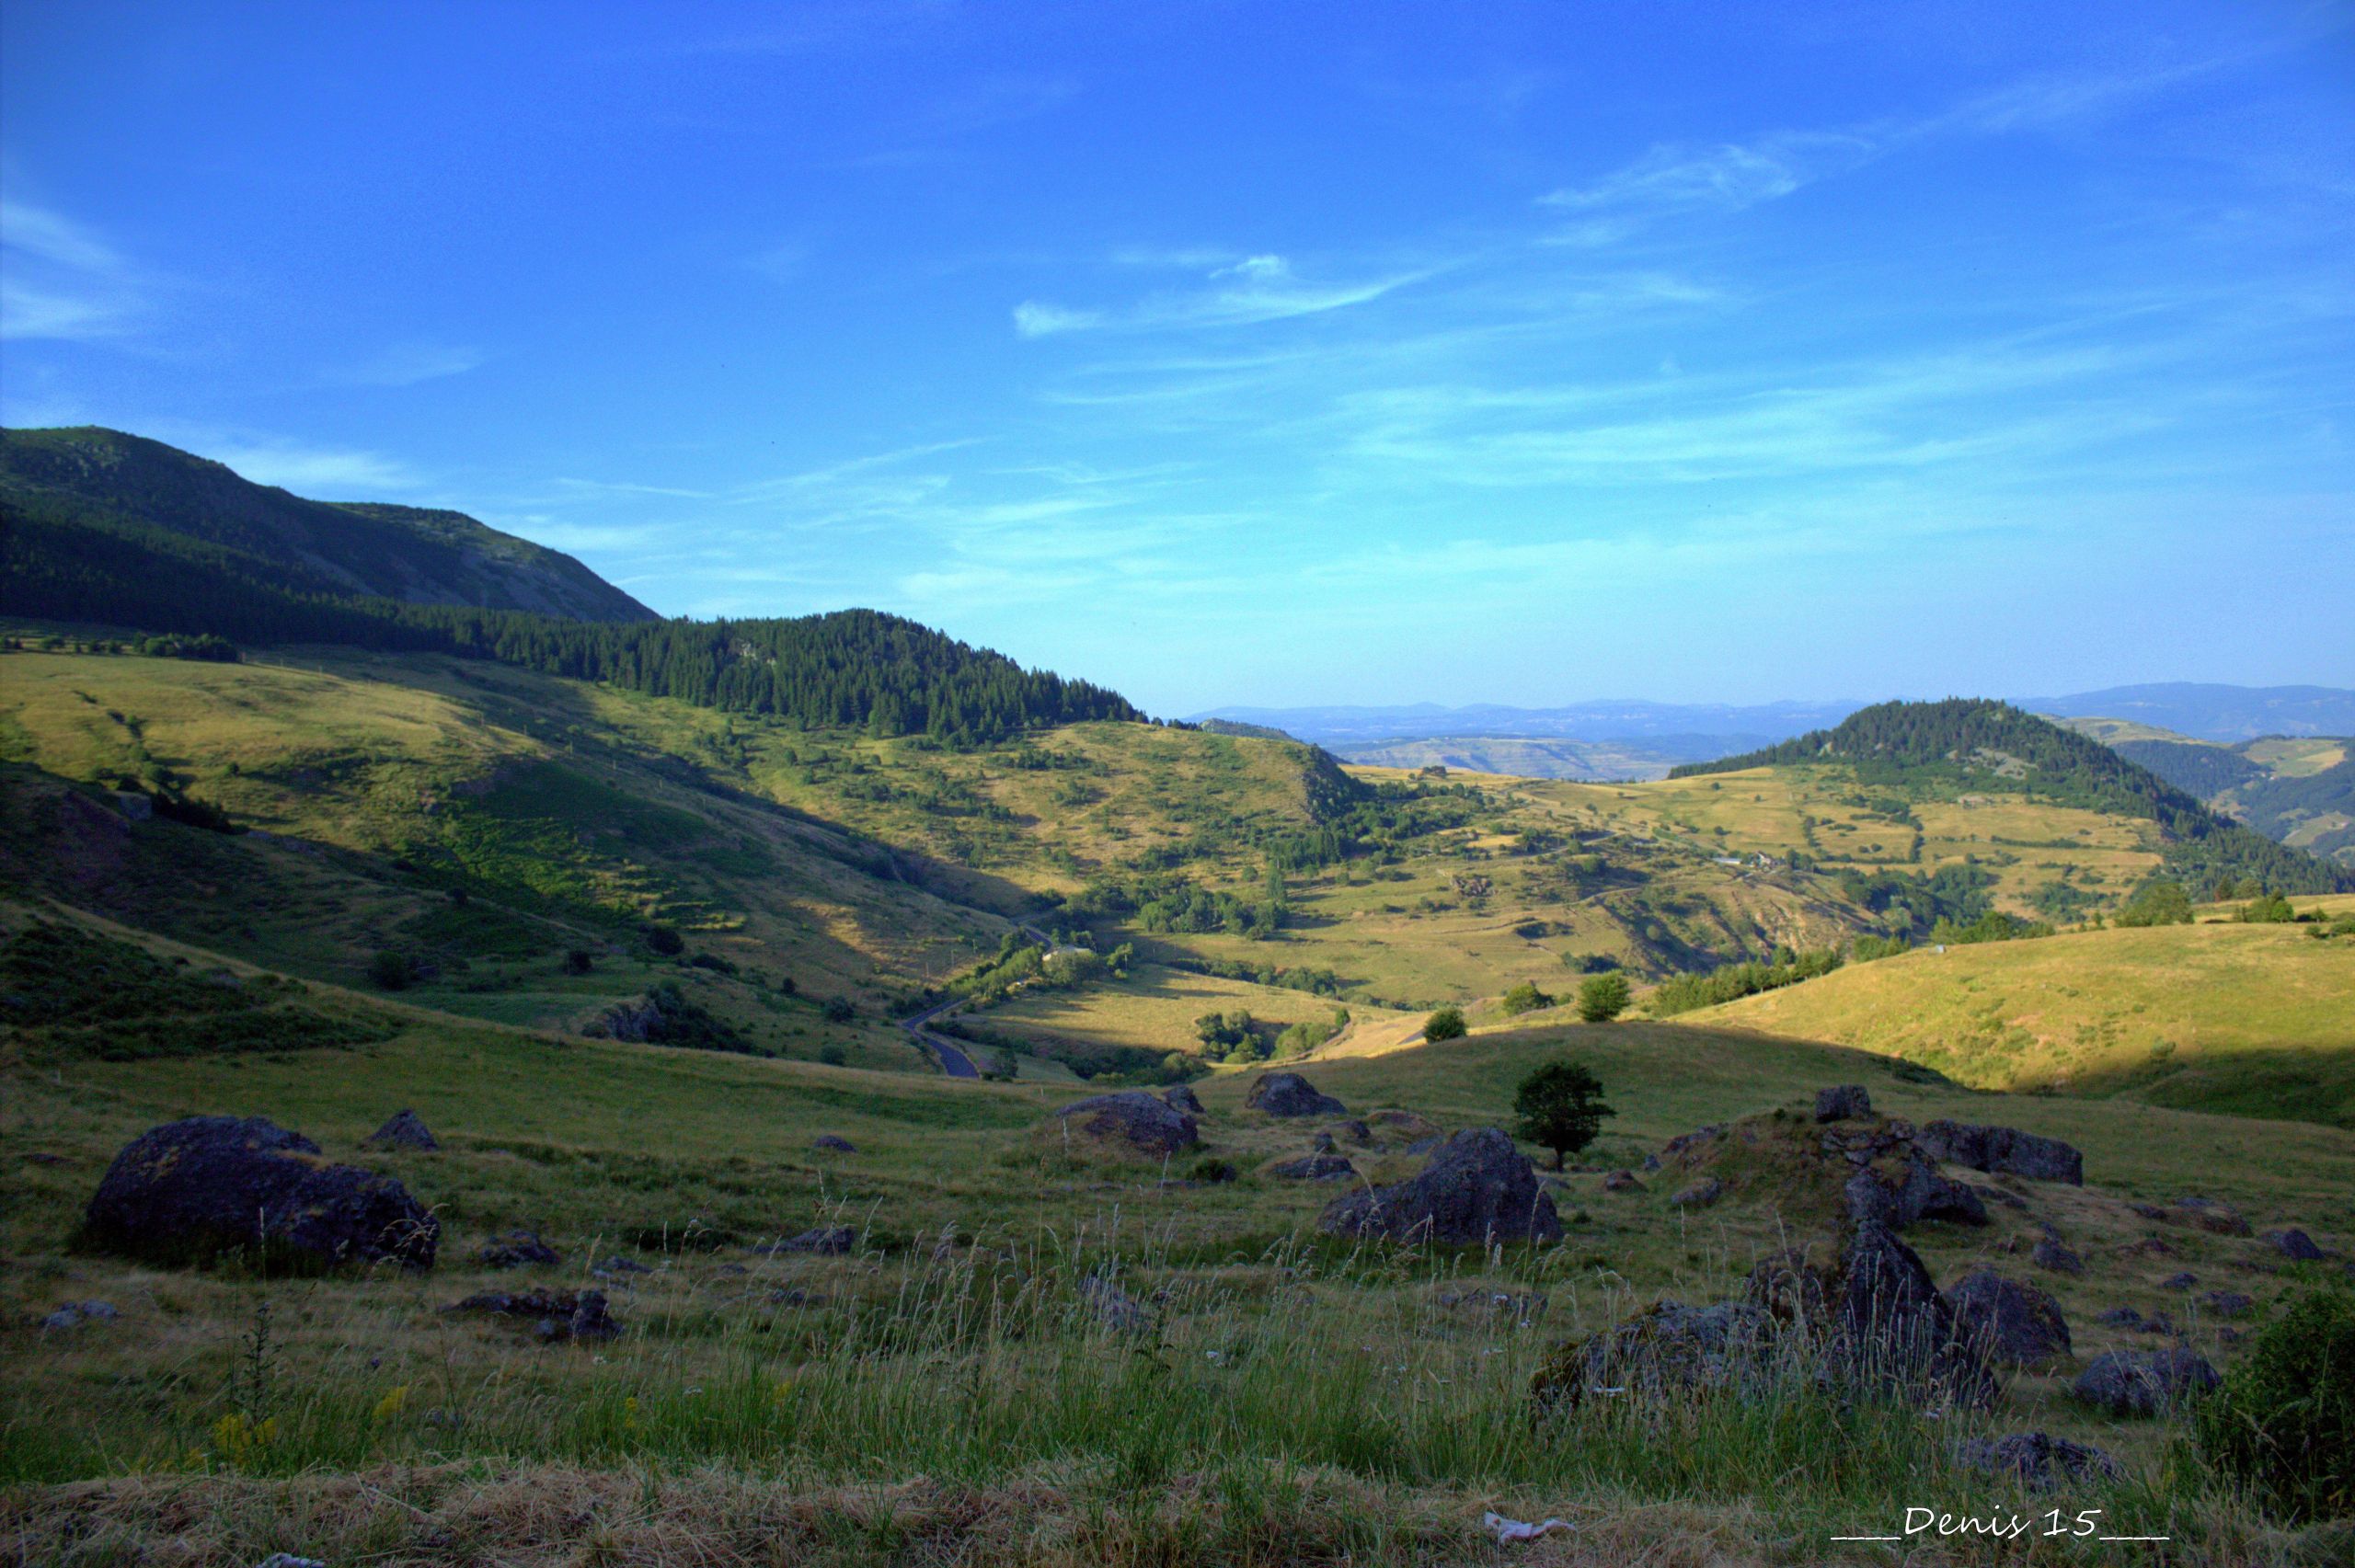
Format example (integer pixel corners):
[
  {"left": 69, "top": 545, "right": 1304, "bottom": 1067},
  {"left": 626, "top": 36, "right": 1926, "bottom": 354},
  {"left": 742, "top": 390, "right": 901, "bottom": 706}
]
[
  {"left": 2263, "top": 1227, "right": 2324, "bottom": 1261},
  {"left": 362, "top": 1109, "right": 439, "bottom": 1151},
  {"left": 1669, "top": 1177, "right": 1723, "bottom": 1209},
  {"left": 1319, "top": 1127, "right": 1562, "bottom": 1246},
  {"left": 1842, "top": 1159, "right": 1988, "bottom": 1230},
  {"left": 83, "top": 1116, "right": 437, "bottom": 1271},
  {"left": 477, "top": 1230, "right": 561, "bottom": 1269},
  {"left": 2166, "top": 1196, "right": 2251, "bottom": 1236},
  {"left": 1958, "top": 1432, "right": 2122, "bottom": 1488},
  {"left": 1161, "top": 1084, "right": 1204, "bottom": 1116},
  {"left": 1602, "top": 1169, "right": 1645, "bottom": 1194},
  {"left": 447, "top": 1288, "right": 620, "bottom": 1342},
  {"left": 1945, "top": 1268, "right": 2072, "bottom": 1367},
  {"left": 40, "top": 1300, "right": 118, "bottom": 1332},
  {"left": 2073, "top": 1348, "right": 2220, "bottom": 1415},
  {"left": 1917, "top": 1121, "right": 2084, "bottom": 1185},
  {"left": 1245, "top": 1072, "right": 1346, "bottom": 1118},
  {"left": 1051, "top": 1091, "right": 1200, "bottom": 1157},
  {"left": 1749, "top": 1219, "right": 1994, "bottom": 1409},
  {"left": 1532, "top": 1299, "right": 1773, "bottom": 1411},
  {"left": 1269, "top": 1153, "right": 1356, "bottom": 1181},
  {"left": 1815, "top": 1085, "right": 1873, "bottom": 1123},
  {"left": 2032, "top": 1237, "right": 2085, "bottom": 1276}
]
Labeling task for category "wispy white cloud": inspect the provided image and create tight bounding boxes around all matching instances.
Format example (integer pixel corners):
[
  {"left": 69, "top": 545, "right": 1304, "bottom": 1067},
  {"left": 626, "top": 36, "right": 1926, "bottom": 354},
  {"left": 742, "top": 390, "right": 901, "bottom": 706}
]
[
  {"left": 1014, "top": 300, "right": 1108, "bottom": 337},
  {"left": 205, "top": 438, "right": 419, "bottom": 494},
  {"left": 0, "top": 199, "right": 145, "bottom": 342},
  {"left": 1014, "top": 251, "right": 1436, "bottom": 338},
  {"left": 1540, "top": 132, "right": 1876, "bottom": 222},
  {"left": 331, "top": 341, "right": 487, "bottom": 387}
]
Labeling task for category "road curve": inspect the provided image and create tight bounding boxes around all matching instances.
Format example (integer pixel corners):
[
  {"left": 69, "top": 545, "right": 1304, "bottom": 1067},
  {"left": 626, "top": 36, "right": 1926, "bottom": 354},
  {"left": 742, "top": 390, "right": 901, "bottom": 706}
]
[{"left": 900, "top": 996, "right": 981, "bottom": 1078}]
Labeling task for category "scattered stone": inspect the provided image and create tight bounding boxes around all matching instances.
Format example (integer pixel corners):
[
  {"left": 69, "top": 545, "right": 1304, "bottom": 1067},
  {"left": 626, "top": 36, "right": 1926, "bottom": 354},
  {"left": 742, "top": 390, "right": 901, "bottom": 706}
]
[
  {"left": 2130, "top": 1235, "right": 2177, "bottom": 1257},
  {"left": 1269, "top": 1153, "right": 1356, "bottom": 1181},
  {"left": 1246, "top": 1071, "right": 1347, "bottom": 1118},
  {"left": 1656, "top": 1125, "right": 1727, "bottom": 1165},
  {"left": 1319, "top": 1127, "right": 1563, "bottom": 1246},
  {"left": 1338, "top": 1118, "right": 1374, "bottom": 1145},
  {"left": 447, "top": 1288, "right": 621, "bottom": 1342},
  {"left": 1917, "top": 1121, "right": 2084, "bottom": 1185},
  {"left": 1078, "top": 1274, "right": 1150, "bottom": 1333},
  {"left": 1669, "top": 1177, "right": 1724, "bottom": 1209},
  {"left": 2032, "top": 1237, "right": 2085, "bottom": 1276},
  {"left": 755, "top": 1226, "right": 856, "bottom": 1255},
  {"left": 1843, "top": 1161, "right": 1988, "bottom": 1230},
  {"left": 2160, "top": 1272, "right": 2198, "bottom": 1291},
  {"left": 1602, "top": 1169, "right": 1645, "bottom": 1194},
  {"left": 1815, "top": 1085, "right": 1873, "bottom": 1123},
  {"left": 2200, "top": 1290, "right": 2254, "bottom": 1320},
  {"left": 255, "top": 1555, "right": 329, "bottom": 1568},
  {"left": 2263, "top": 1227, "right": 2324, "bottom": 1262},
  {"left": 1052, "top": 1091, "right": 1200, "bottom": 1156},
  {"left": 1533, "top": 1299, "right": 1773, "bottom": 1410},
  {"left": 1160, "top": 1084, "right": 1204, "bottom": 1116},
  {"left": 2131, "top": 1202, "right": 2168, "bottom": 1222},
  {"left": 40, "top": 1299, "right": 119, "bottom": 1332},
  {"left": 592, "top": 1255, "right": 649, "bottom": 1279},
  {"left": 83, "top": 1116, "right": 438, "bottom": 1271},
  {"left": 1958, "top": 1433, "right": 2123, "bottom": 1489},
  {"left": 477, "top": 1230, "right": 561, "bottom": 1269},
  {"left": 2135, "top": 1314, "right": 2179, "bottom": 1337},
  {"left": 810, "top": 1135, "right": 856, "bottom": 1153},
  {"left": 2073, "top": 1348, "right": 2221, "bottom": 1415},
  {"left": 1310, "top": 1130, "right": 1337, "bottom": 1154},
  {"left": 2168, "top": 1196, "right": 2252, "bottom": 1237},
  {"left": 1748, "top": 1219, "right": 1994, "bottom": 1409},
  {"left": 2097, "top": 1307, "right": 2145, "bottom": 1329},
  {"left": 2216, "top": 1326, "right": 2245, "bottom": 1345},
  {"left": 362, "top": 1109, "right": 439, "bottom": 1151},
  {"left": 1366, "top": 1109, "right": 1439, "bottom": 1137},
  {"left": 1945, "top": 1269, "right": 2072, "bottom": 1367}
]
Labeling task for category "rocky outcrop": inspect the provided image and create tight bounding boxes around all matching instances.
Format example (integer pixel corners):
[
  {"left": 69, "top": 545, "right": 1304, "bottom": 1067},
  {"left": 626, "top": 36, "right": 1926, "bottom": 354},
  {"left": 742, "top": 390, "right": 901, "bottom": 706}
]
[
  {"left": 1532, "top": 1300, "right": 1773, "bottom": 1410},
  {"left": 1945, "top": 1268, "right": 2072, "bottom": 1367},
  {"left": 1958, "top": 1433, "right": 2122, "bottom": 1488},
  {"left": 810, "top": 1135, "right": 856, "bottom": 1153},
  {"left": 2073, "top": 1348, "right": 2220, "bottom": 1415},
  {"left": 1815, "top": 1086, "right": 1873, "bottom": 1123},
  {"left": 1269, "top": 1153, "right": 1356, "bottom": 1181},
  {"left": 40, "top": 1300, "right": 118, "bottom": 1332},
  {"left": 1669, "top": 1178, "right": 1723, "bottom": 1209},
  {"left": 1320, "top": 1127, "right": 1562, "bottom": 1246},
  {"left": 1602, "top": 1170, "right": 1645, "bottom": 1194},
  {"left": 447, "top": 1288, "right": 621, "bottom": 1343},
  {"left": 1051, "top": 1091, "right": 1200, "bottom": 1157},
  {"left": 478, "top": 1230, "right": 561, "bottom": 1269},
  {"left": 756, "top": 1226, "right": 856, "bottom": 1255},
  {"left": 2031, "top": 1236, "right": 2085, "bottom": 1276},
  {"left": 362, "top": 1109, "right": 439, "bottom": 1151},
  {"left": 2200, "top": 1290, "right": 2254, "bottom": 1320},
  {"left": 2264, "top": 1227, "right": 2324, "bottom": 1261},
  {"left": 82, "top": 1116, "right": 437, "bottom": 1271},
  {"left": 1749, "top": 1219, "right": 1994, "bottom": 1409},
  {"left": 2165, "top": 1196, "right": 2252, "bottom": 1236},
  {"left": 1917, "top": 1121, "right": 2083, "bottom": 1185},
  {"left": 1245, "top": 1072, "right": 1346, "bottom": 1118},
  {"left": 1161, "top": 1084, "right": 1204, "bottom": 1116}
]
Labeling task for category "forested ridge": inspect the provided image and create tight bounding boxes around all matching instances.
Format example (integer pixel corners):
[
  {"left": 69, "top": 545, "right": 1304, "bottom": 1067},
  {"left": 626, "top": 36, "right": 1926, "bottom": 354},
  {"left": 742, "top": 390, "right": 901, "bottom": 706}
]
[
  {"left": 1674, "top": 699, "right": 2352, "bottom": 893},
  {"left": 1, "top": 435, "right": 1145, "bottom": 744}
]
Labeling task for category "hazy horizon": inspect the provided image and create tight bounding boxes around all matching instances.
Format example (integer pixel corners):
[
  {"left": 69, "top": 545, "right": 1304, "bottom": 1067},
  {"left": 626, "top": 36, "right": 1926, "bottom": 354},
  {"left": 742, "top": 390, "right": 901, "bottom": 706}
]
[{"left": 5, "top": 2, "right": 2351, "bottom": 713}]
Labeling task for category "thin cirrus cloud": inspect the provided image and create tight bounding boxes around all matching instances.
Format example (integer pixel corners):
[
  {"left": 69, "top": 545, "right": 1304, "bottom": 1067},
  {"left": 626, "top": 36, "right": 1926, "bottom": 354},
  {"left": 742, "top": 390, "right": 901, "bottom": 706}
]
[
  {"left": 330, "top": 341, "right": 488, "bottom": 387},
  {"left": 1013, "top": 252, "right": 1434, "bottom": 338},
  {"left": 0, "top": 198, "right": 144, "bottom": 341}
]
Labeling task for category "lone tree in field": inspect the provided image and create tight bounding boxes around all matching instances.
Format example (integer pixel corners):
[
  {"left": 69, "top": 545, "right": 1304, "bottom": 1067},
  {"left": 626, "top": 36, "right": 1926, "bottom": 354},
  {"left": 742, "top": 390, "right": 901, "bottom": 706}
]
[
  {"left": 1576, "top": 971, "right": 1631, "bottom": 1022},
  {"left": 1514, "top": 1060, "right": 1615, "bottom": 1171},
  {"left": 1423, "top": 1004, "right": 1467, "bottom": 1042}
]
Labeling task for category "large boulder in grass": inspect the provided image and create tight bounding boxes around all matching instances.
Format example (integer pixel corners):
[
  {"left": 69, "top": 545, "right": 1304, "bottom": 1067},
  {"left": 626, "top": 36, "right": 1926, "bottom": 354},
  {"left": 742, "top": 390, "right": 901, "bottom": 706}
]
[
  {"left": 1320, "top": 1127, "right": 1561, "bottom": 1246},
  {"left": 1815, "top": 1085, "right": 1873, "bottom": 1123},
  {"left": 1748, "top": 1219, "right": 1995, "bottom": 1409},
  {"left": 1944, "top": 1268, "right": 2072, "bottom": 1367},
  {"left": 2166, "top": 1196, "right": 2252, "bottom": 1237},
  {"left": 2073, "top": 1348, "right": 2221, "bottom": 1415},
  {"left": 1246, "top": 1071, "right": 1347, "bottom": 1118},
  {"left": 362, "top": 1109, "right": 439, "bottom": 1151},
  {"left": 1842, "top": 1156, "right": 1988, "bottom": 1230},
  {"left": 1161, "top": 1084, "right": 1204, "bottom": 1116},
  {"left": 83, "top": 1116, "right": 437, "bottom": 1271},
  {"left": 1051, "top": 1092, "right": 1199, "bottom": 1157},
  {"left": 1532, "top": 1299, "right": 1774, "bottom": 1412},
  {"left": 1959, "top": 1433, "right": 2122, "bottom": 1489},
  {"left": 1917, "top": 1121, "right": 2084, "bottom": 1185}
]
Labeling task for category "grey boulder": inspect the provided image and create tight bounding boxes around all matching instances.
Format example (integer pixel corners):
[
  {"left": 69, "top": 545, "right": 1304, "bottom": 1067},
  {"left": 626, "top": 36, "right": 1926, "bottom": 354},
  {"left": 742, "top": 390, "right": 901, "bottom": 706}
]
[
  {"left": 1319, "top": 1127, "right": 1562, "bottom": 1246},
  {"left": 2073, "top": 1348, "right": 2220, "bottom": 1415},
  {"left": 1917, "top": 1120, "right": 2084, "bottom": 1185},
  {"left": 1052, "top": 1091, "right": 1200, "bottom": 1156},
  {"left": 1945, "top": 1268, "right": 2072, "bottom": 1367},
  {"left": 1245, "top": 1071, "right": 1347, "bottom": 1118}
]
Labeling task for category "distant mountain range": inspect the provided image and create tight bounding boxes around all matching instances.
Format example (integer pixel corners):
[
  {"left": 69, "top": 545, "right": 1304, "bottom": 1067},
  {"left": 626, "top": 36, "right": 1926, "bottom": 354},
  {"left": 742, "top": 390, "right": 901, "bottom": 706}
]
[
  {"left": 1191, "top": 699, "right": 1863, "bottom": 746},
  {"left": 2014, "top": 683, "right": 2355, "bottom": 742}
]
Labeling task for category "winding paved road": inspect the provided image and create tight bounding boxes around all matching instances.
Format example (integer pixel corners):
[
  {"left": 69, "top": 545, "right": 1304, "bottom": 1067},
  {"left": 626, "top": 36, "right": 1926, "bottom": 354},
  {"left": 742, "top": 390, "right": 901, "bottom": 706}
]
[{"left": 901, "top": 920, "right": 1061, "bottom": 1080}]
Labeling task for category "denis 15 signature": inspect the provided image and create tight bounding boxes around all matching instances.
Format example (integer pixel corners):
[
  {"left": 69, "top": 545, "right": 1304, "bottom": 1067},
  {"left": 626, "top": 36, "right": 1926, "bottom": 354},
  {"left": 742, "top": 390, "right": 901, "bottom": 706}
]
[{"left": 1832, "top": 1507, "right": 2168, "bottom": 1544}]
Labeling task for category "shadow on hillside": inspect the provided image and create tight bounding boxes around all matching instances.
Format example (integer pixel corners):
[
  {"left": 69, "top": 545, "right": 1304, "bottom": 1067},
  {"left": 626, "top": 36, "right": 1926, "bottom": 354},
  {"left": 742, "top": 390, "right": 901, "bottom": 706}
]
[{"left": 2063, "top": 1051, "right": 2355, "bottom": 1132}]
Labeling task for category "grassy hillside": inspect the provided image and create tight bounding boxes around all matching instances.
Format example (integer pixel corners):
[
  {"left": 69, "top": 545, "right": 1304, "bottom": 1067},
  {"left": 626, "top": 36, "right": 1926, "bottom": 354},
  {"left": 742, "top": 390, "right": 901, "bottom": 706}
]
[{"left": 1695, "top": 902, "right": 2355, "bottom": 1127}]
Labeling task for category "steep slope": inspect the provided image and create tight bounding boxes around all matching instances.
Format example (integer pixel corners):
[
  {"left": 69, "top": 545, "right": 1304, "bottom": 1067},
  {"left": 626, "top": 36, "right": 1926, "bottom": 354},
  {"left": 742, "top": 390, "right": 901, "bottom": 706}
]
[
  {"left": 1694, "top": 905, "right": 2355, "bottom": 1127},
  {"left": 0, "top": 427, "right": 656, "bottom": 621}
]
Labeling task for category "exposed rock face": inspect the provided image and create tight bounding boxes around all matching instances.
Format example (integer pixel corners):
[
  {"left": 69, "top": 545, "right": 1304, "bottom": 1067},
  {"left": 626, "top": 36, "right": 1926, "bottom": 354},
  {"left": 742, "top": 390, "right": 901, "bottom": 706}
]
[
  {"left": 1532, "top": 1300, "right": 1773, "bottom": 1411},
  {"left": 83, "top": 1116, "right": 437, "bottom": 1271},
  {"left": 2264, "top": 1227, "right": 2324, "bottom": 1261},
  {"left": 1161, "top": 1084, "right": 1204, "bottom": 1116},
  {"left": 1815, "top": 1085, "right": 1873, "bottom": 1123},
  {"left": 2032, "top": 1237, "right": 2085, "bottom": 1276},
  {"left": 756, "top": 1226, "right": 856, "bottom": 1255},
  {"left": 1669, "top": 1178, "right": 1723, "bottom": 1209},
  {"left": 1052, "top": 1092, "right": 1200, "bottom": 1156},
  {"left": 1245, "top": 1072, "right": 1347, "bottom": 1118},
  {"left": 1959, "top": 1433, "right": 2122, "bottom": 1488},
  {"left": 1654, "top": 1125, "right": 1726, "bottom": 1166},
  {"left": 1602, "top": 1170, "right": 1645, "bottom": 1194},
  {"left": 363, "top": 1109, "right": 439, "bottom": 1151},
  {"left": 1917, "top": 1121, "right": 2084, "bottom": 1185},
  {"left": 810, "top": 1135, "right": 856, "bottom": 1152},
  {"left": 1269, "top": 1153, "right": 1357, "bottom": 1182},
  {"left": 478, "top": 1230, "right": 561, "bottom": 1269},
  {"left": 447, "top": 1288, "right": 621, "bottom": 1342},
  {"left": 2073, "top": 1348, "right": 2221, "bottom": 1415},
  {"left": 1320, "top": 1127, "right": 1562, "bottom": 1246},
  {"left": 2167, "top": 1196, "right": 2252, "bottom": 1236},
  {"left": 1749, "top": 1219, "right": 1994, "bottom": 1409},
  {"left": 1945, "top": 1268, "right": 2072, "bottom": 1367},
  {"left": 1841, "top": 1155, "right": 1988, "bottom": 1230}
]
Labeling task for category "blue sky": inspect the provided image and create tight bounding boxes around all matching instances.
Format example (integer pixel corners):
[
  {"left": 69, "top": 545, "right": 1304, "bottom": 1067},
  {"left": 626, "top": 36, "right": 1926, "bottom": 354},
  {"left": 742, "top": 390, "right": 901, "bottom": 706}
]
[{"left": 4, "top": 1, "right": 2350, "bottom": 714}]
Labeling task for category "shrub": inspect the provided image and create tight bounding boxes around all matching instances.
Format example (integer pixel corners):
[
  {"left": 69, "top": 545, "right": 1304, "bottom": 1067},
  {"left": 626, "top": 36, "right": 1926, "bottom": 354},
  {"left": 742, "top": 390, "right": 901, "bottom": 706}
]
[
  {"left": 2195, "top": 1288, "right": 2355, "bottom": 1520},
  {"left": 368, "top": 950, "right": 414, "bottom": 991},
  {"left": 818, "top": 1044, "right": 847, "bottom": 1067},
  {"left": 1576, "top": 971, "right": 1631, "bottom": 1023},
  {"left": 1422, "top": 1005, "right": 1467, "bottom": 1043},
  {"left": 1512, "top": 1060, "right": 1615, "bottom": 1171},
  {"left": 562, "top": 948, "right": 594, "bottom": 976},
  {"left": 821, "top": 996, "right": 856, "bottom": 1024},
  {"left": 644, "top": 924, "right": 684, "bottom": 956},
  {"left": 2115, "top": 880, "right": 2194, "bottom": 927},
  {"left": 1499, "top": 980, "right": 1553, "bottom": 1016},
  {"left": 1187, "top": 1157, "right": 1239, "bottom": 1184}
]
